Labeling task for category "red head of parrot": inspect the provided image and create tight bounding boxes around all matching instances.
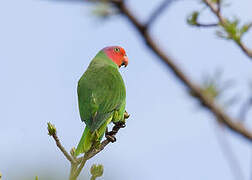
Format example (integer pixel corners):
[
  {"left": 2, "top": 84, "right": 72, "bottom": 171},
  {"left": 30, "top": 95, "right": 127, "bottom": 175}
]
[{"left": 102, "top": 46, "right": 129, "bottom": 67}]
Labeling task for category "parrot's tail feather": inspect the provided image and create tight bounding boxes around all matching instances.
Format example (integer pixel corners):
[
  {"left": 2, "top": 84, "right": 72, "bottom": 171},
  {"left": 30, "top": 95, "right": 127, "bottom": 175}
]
[
  {"left": 75, "top": 116, "right": 113, "bottom": 157},
  {"left": 75, "top": 127, "right": 92, "bottom": 156}
]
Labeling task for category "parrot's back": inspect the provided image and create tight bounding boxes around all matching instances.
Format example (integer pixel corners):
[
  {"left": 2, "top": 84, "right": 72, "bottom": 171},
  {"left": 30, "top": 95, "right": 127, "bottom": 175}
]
[{"left": 77, "top": 51, "right": 126, "bottom": 132}]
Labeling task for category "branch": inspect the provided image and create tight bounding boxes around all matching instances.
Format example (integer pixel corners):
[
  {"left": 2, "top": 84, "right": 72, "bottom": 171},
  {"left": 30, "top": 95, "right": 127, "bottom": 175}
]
[
  {"left": 52, "top": 133, "right": 76, "bottom": 163},
  {"left": 76, "top": 140, "right": 110, "bottom": 164},
  {"left": 203, "top": 0, "right": 252, "bottom": 59},
  {"left": 48, "top": 120, "right": 126, "bottom": 180},
  {"left": 239, "top": 97, "right": 252, "bottom": 122},
  {"left": 75, "top": 119, "right": 129, "bottom": 164},
  {"left": 214, "top": 121, "right": 245, "bottom": 180},
  {"left": 216, "top": 0, "right": 221, "bottom": 14},
  {"left": 47, "top": 122, "right": 76, "bottom": 164},
  {"left": 72, "top": 120, "right": 126, "bottom": 179},
  {"left": 145, "top": 0, "right": 176, "bottom": 28},
  {"left": 46, "top": 116, "right": 129, "bottom": 179},
  {"left": 108, "top": 0, "right": 252, "bottom": 141},
  {"left": 71, "top": 153, "right": 89, "bottom": 179},
  {"left": 194, "top": 22, "right": 218, "bottom": 28}
]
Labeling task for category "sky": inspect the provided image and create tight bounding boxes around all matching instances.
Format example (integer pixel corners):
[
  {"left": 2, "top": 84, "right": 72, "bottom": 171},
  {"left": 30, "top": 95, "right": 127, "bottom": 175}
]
[{"left": 0, "top": 0, "right": 252, "bottom": 179}]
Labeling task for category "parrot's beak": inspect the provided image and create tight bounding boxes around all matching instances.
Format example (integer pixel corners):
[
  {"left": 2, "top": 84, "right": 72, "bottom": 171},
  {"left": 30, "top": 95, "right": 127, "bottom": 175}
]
[{"left": 122, "top": 55, "right": 128, "bottom": 67}]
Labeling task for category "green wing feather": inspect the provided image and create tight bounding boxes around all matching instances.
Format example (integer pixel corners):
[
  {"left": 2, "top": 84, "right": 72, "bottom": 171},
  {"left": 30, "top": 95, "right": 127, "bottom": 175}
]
[{"left": 75, "top": 51, "right": 126, "bottom": 156}]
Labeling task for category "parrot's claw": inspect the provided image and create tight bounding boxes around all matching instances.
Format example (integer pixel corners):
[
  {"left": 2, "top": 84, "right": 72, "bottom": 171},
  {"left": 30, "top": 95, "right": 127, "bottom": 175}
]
[
  {"left": 124, "top": 111, "right": 130, "bottom": 119},
  {"left": 105, "top": 121, "right": 126, "bottom": 143},
  {"left": 114, "top": 121, "right": 126, "bottom": 128},
  {"left": 105, "top": 134, "right": 116, "bottom": 143}
]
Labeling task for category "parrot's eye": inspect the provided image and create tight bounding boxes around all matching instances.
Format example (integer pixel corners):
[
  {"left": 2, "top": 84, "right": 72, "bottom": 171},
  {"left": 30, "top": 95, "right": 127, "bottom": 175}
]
[{"left": 114, "top": 48, "right": 120, "bottom": 52}]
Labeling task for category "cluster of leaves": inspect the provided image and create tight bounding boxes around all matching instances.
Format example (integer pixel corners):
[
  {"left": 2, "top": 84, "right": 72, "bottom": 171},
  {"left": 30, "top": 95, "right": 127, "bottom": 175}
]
[
  {"left": 187, "top": 0, "right": 252, "bottom": 44},
  {"left": 217, "top": 19, "right": 252, "bottom": 43},
  {"left": 91, "top": 1, "right": 118, "bottom": 19},
  {"left": 189, "top": 71, "right": 238, "bottom": 108}
]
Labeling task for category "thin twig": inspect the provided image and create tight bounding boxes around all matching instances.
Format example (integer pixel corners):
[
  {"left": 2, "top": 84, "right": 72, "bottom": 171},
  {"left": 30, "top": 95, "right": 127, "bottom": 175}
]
[
  {"left": 203, "top": 0, "right": 252, "bottom": 59},
  {"left": 239, "top": 97, "right": 252, "bottom": 122},
  {"left": 108, "top": 0, "right": 252, "bottom": 141},
  {"left": 51, "top": 133, "right": 76, "bottom": 164},
  {"left": 146, "top": 0, "right": 176, "bottom": 28},
  {"left": 214, "top": 121, "right": 245, "bottom": 180},
  {"left": 194, "top": 22, "right": 218, "bottom": 27}
]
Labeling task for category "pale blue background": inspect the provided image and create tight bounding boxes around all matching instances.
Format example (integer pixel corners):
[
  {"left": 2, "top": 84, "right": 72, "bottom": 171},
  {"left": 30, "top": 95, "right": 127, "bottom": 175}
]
[{"left": 0, "top": 0, "right": 252, "bottom": 179}]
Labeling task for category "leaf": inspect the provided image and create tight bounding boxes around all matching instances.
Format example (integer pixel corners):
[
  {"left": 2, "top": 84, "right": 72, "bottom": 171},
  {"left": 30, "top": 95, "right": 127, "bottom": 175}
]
[
  {"left": 187, "top": 11, "right": 199, "bottom": 26},
  {"left": 240, "top": 23, "right": 252, "bottom": 34}
]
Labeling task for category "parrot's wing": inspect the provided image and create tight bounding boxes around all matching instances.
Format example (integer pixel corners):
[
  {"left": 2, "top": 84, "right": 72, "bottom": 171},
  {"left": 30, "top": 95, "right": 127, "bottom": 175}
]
[{"left": 78, "top": 64, "right": 126, "bottom": 132}]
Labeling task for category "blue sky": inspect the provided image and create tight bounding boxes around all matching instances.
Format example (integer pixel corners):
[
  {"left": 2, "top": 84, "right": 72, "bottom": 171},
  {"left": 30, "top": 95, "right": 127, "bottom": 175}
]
[{"left": 0, "top": 0, "right": 252, "bottom": 179}]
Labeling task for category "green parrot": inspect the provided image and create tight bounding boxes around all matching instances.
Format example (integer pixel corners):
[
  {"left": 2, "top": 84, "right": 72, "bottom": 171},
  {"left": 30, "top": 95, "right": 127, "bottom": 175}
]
[{"left": 75, "top": 46, "right": 129, "bottom": 156}]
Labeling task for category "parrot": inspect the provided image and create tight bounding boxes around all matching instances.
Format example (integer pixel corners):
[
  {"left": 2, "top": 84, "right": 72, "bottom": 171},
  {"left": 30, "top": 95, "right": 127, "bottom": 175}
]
[{"left": 75, "top": 46, "right": 129, "bottom": 156}]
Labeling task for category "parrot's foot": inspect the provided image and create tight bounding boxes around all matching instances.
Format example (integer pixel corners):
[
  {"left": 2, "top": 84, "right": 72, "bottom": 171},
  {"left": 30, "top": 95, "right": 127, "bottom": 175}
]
[
  {"left": 114, "top": 121, "right": 126, "bottom": 128},
  {"left": 105, "top": 122, "right": 126, "bottom": 143},
  {"left": 124, "top": 111, "right": 130, "bottom": 119},
  {"left": 105, "top": 134, "right": 117, "bottom": 143},
  {"left": 105, "top": 128, "right": 116, "bottom": 142}
]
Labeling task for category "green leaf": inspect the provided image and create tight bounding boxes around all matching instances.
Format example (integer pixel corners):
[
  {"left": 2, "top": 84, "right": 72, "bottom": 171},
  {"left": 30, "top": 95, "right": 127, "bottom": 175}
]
[
  {"left": 216, "top": 18, "right": 248, "bottom": 42},
  {"left": 240, "top": 23, "right": 252, "bottom": 34},
  {"left": 187, "top": 11, "right": 199, "bottom": 26}
]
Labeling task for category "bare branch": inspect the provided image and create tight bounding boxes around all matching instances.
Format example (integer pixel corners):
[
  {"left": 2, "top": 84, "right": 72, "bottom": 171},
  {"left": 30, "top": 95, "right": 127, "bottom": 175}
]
[
  {"left": 146, "top": 0, "right": 176, "bottom": 28},
  {"left": 214, "top": 122, "right": 245, "bottom": 180},
  {"left": 239, "top": 97, "right": 252, "bottom": 122},
  {"left": 107, "top": 0, "right": 252, "bottom": 141},
  {"left": 194, "top": 22, "right": 218, "bottom": 27},
  {"left": 47, "top": 123, "right": 76, "bottom": 164},
  {"left": 52, "top": 133, "right": 76, "bottom": 163}
]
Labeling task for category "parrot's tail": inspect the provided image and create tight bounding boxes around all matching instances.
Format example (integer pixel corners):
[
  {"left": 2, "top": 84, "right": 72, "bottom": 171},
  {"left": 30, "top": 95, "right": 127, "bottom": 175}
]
[
  {"left": 75, "top": 116, "right": 113, "bottom": 157},
  {"left": 75, "top": 127, "right": 93, "bottom": 156}
]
